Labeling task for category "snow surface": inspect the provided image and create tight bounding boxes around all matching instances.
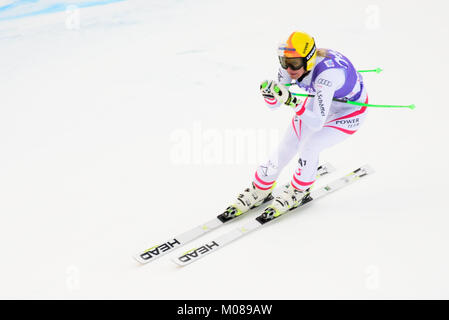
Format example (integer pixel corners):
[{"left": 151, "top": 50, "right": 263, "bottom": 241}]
[{"left": 0, "top": 0, "right": 448, "bottom": 299}]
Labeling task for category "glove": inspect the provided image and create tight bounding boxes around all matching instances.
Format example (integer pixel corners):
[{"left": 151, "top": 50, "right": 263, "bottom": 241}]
[
  {"left": 272, "top": 83, "right": 300, "bottom": 108},
  {"left": 260, "top": 80, "right": 276, "bottom": 100}
]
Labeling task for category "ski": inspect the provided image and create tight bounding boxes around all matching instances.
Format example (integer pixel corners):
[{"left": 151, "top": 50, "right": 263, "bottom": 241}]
[
  {"left": 172, "top": 165, "right": 374, "bottom": 267},
  {"left": 134, "top": 162, "right": 335, "bottom": 264}
]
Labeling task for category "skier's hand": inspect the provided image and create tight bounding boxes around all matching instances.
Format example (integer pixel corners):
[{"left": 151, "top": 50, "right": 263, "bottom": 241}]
[
  {"left": 272, "top": 83, "right": 299, "bottom": 108},
  {"left": 260, "top": 80, "right": 277, "bottom": 100}
]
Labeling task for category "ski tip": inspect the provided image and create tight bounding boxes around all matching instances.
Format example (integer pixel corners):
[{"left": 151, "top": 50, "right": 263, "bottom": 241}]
[
  {"left": 133, "top": 245, "right": 161, "bottom": 264},
  {"left": 171, "top": 256, "right": 188, "bottom": 267},
  {"left": 133, "top": 253, "right": 151, "bottom": 265}
]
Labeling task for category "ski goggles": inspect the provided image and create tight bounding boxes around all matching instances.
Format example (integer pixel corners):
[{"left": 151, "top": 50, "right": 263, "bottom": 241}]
[{"left": 278, "top": 56, "right": 305, "bottom": 70}]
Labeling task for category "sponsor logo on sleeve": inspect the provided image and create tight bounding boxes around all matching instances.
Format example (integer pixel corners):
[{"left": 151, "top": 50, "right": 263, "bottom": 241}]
[
  {"left": 316, "top": 90, "right": 326, "bottom": 116},
  {"left": 324, "top": 60, "right": 335, "bottom": 68},
  {"left": 317, "top": 78, "right": 332, "bottom": 87}
]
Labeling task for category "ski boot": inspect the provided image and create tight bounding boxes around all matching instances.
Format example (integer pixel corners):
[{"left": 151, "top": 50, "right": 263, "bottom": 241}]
[
  {"left": 221, "top": 182, "right": 274, "bottom": 220},
  {"left": 261, "top": 183, "right": 311, "bottom": 221}
]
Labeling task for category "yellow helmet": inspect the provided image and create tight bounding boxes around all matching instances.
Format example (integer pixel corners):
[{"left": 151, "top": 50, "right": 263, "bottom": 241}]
[{"left": 278, "top": 31, "right": 317, "bottom": 72}]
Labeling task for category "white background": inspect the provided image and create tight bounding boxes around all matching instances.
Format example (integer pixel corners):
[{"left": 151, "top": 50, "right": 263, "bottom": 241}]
[{"left": 0, "top": 0, "right": 448, "bottom": 299}]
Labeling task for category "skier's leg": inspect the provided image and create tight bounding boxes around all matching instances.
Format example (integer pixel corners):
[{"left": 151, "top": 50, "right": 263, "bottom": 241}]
[
  {"left": 227, "top": 117, "right": 308, "bottom": 216},
  {"left": 252, "top": 115, "right": 307, "bottom": 190},
  {"left": 292, "top": 95, "right": 369, "bottom": 187}
]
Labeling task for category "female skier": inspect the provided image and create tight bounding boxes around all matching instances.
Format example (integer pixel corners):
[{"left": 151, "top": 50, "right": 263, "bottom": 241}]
[{"left": 225, "top": 31, "right": 369, "bottom": 219}]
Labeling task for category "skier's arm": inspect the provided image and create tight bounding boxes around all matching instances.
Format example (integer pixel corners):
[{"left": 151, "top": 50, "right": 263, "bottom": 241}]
[
  {"left": 294, "top": 87, "right": 334, "bottom": 131},
  {"left": 260, "top": 68, "right": 292, "bottom": 110}
]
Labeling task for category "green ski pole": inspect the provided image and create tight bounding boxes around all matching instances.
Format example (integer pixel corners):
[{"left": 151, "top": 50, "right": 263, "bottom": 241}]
[{"left": 288, "top": 92, "right": 415, "bottom": 110}]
